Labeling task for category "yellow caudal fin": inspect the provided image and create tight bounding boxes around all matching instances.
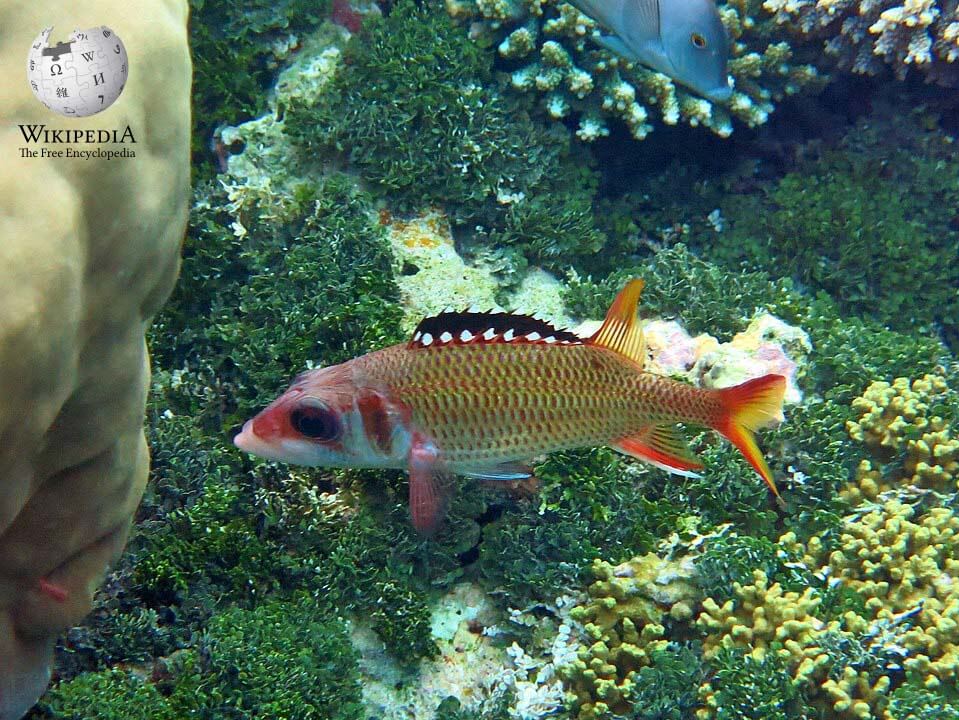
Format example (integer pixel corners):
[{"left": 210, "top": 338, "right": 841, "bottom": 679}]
[
  {"left": 588, "top": 278, "right": 646, "bottom": 368},
  {"left": 714, "top": 374, "right": 787, "bottom": 508}
]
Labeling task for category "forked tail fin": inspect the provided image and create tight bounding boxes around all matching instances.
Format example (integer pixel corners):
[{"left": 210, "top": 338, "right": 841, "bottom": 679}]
[{"left": 714, "top": 374, "right": 787, "bottom": 507}]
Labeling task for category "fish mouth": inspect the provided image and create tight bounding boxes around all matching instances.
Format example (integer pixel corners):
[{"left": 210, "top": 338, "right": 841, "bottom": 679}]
[
  {"left": 704, "top": 82, "right": 732, "bottom": 103},
  {"left": 233, "top": 420, "right": 280, "bottom": 459},
  {"left": 234, "top": 421, "right": 316, "bottom": 464}
]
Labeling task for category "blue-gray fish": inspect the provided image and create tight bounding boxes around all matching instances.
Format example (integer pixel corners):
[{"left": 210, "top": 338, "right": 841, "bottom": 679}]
[{"left": 569, "top": 0, "right": 732, "bottom": 102}]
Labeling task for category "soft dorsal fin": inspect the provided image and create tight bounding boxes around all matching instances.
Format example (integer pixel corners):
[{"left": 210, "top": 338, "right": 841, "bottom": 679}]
[
  {"left": 588, "top": 278, "right": 647, "bottom": 367},
  {"left": 410, "top": 310, "right": 582, "bottom": 349}
]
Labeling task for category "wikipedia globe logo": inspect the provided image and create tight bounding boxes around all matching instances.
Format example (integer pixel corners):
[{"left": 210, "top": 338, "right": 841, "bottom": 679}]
[{"left": 26, "top": 26, "right": 128, "bottom": 118}]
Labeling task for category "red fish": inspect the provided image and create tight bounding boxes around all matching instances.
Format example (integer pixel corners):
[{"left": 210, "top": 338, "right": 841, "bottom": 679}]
[{"left": 234, "top": 280, "right": 786, "bottom": 534}]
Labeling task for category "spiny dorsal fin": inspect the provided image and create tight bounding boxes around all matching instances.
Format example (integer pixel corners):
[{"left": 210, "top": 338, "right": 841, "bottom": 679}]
[
  {"left": 410, "top": 310, "right": 582, "bottom": 349},
  {"left": 588, "top": 278, "right": 647, "bottom": 367}
]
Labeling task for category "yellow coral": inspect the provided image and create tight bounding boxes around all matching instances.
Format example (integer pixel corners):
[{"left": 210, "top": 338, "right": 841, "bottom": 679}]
[
  {"left": 561, "top": 555, "right": 699, "bottom": 719},
  {"left": 825, "top": 501, "right": 959, "bottom": 687},
  {"left": 797, "top": 500, "right": 958, "bottom": 717},
  {"left": 698, "top": 498, "right": 959, "bottom": 719},
  {"left": 697, "top": 570, "right": 836, "bottom": 692},
  {"left": 695, "top": 567, "right": 896, "bottom": 719},
  {"left": 846, "top": 374, "right": 958, "bottom": 494}
]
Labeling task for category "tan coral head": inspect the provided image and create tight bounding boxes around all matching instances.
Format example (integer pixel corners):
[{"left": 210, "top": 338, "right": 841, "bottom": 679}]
[{"left": 0, "top": 636, "right": 54, "bottom": 720}]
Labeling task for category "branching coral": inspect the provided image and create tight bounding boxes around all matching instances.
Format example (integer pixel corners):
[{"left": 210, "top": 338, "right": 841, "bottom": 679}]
[
  {"left": 448, "top": 0, "right": 824, "bottom": 140},
  {"left": 764, "top": 0, "right": 959, "bottom": 86},
  {"left": 696, "top": 568, "right": 896, "bottom": 719},
  {"left": 696, "top": 495, "right": 959, "bottom": 720},
  {"left": 560, "top": 555, "right": 700, "bottom": 718},
  {"left": 813, "top": 499, "right": 959, "bottom": 692},
  {"left": 844, "top": 374, "right": 959, "bottom": 501},
  {"left": 697, "top": 570, "right": 831, "bottom": 687}
]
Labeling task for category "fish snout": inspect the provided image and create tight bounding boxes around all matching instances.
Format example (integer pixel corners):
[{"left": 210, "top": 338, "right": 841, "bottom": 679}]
[
  {"left": 705, "top": 82, "right": 732, "bottom": 103},
  {"left": 234, "top": 415, "right": 291, "bottom": 462},
  {"left": 234, "top": 413, "right": 285, "bottom": 451},
  {"left": 233, "top": 419, "right": 257, "bottom": 452},
  {"left": 252, "top": 409, "right": 287, "bottom": 441}
]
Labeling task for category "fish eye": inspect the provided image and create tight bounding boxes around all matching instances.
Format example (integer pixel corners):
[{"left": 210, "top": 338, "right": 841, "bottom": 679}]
[
  {"left": 691, "top": 32, "right": 707, "bottom": 49},
  {"left": 290, "top": 399, "right": 341, "bottom": 441}
]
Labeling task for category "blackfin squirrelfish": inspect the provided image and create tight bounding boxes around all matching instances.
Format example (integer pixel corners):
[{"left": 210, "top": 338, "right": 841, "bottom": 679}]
[
  {"left": 234, "top": 280, "right": 785, "bottom": 534},
  {"left": 569, "top": 0, "right": 732, "bottom": 102}
]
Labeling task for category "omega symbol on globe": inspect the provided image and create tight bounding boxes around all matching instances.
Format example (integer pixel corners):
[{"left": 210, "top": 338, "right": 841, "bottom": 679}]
[{"left": 26, "top": 26, "right": 128, "bottom": 118}]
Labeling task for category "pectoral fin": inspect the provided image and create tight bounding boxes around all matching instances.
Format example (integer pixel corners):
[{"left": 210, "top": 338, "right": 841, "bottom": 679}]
[
  {"left": 612, "top": 425, "right": 704, "bottom": 477},
  {"left": 408, "top": 435, "right": 453, "bottom": 536},
  {"left": 594, "top": 33, "right": 642, "bottom": 62}
]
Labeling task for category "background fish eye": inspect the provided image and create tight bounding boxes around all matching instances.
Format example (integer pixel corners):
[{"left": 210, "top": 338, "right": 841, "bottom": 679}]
[
  {"left": 691, "top": 32, "right": 707, "bottom": 49},
  {"left": 290, "top": 400, "right": 341, "bottom": 441}
]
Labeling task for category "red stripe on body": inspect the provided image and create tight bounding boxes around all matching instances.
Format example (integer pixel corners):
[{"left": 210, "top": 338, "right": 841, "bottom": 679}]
[{"left": 357, "top": 389, "right": 407, "bottom": 457}]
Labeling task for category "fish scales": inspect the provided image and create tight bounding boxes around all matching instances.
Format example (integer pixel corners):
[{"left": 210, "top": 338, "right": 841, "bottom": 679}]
[
  {"left": 355, "top": 341, "right": 719, "bottom": 466},
  {"left": 235, "top": 278, "right": 787, "bottom": 533}
]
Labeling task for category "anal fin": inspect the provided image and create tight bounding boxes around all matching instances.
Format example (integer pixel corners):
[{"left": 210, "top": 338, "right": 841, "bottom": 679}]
[
  {"left": 408, "top": 434, "right": 454, "bottom": 536},
  {"left": 612, "top": 425, "right": 704, "bottom": 478},
  {"left": 461, "top": 462, "right": 533, "bottom": 482}
]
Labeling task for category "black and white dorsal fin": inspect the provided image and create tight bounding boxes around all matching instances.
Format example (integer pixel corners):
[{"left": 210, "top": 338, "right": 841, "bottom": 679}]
[{"left": 409, "top": 310, "right": 582, "bottom": 349}]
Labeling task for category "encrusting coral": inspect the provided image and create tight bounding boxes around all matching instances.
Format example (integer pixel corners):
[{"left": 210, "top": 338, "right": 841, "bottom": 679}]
[
  {"left": 0, "top": 1, "right": 190, "bottom": 716},
  {"left": 447, "top": 0, "right": 825, "bottom": 140},
  {"left": 764, "top": 0, "right": 959, "bottom": 86}
]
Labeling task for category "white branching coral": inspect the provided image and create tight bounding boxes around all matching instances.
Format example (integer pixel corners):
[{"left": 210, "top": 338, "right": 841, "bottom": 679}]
[
  {"left": 448, "top": 0, "right": 825, "bottom": 140},
  {"left": 763, "top": 0, "right": 959, "bottom": 85}
]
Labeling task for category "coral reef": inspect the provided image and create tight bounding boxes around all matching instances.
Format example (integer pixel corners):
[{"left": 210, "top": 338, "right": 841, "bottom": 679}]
[
  {"left": 448, "top": 0, "right": 825, "bottom": 140},
  {"left": 764, "top": 0, "right": 959, "bottom": 86},
  {"left": 565, "top": 245, "right": 806, "bottom": 339},
  {"left": 283, "top": 0, "right": 606, "bottom": 268},
  {"left": 38, "top": 597, "right": 365, "bottom": 720},
  {"left": 697, "top": 494, "right": 959, "bottom": 720},
  {"left": 387, "top": 210, "right": 573, "bottom": 331},
  {"left": 215, "top": 25, "right": 347, "bottom": 194},
  {"left": 188, "top": 0, "right": 335, "bottom": 179},
  {"left": 697, "top": 570, "right": 836, "bottom": 716},
  {"left": 385, "top": 210, "right": 502, "bottom": 330},
  {"left": 20, "top": 0, "right": 959, "bottom": 715},
  {"left": 560, "top": 554, "right": 700, "bottom": 718},
  {"left": 845, "top": 374, "right": 958, "bottom": 501},
  {"left": 640, "top": 313, "right": 809, "bottom": 405},
  {"left": 0, "top": 1, "right": 190, "bottom": 716}
]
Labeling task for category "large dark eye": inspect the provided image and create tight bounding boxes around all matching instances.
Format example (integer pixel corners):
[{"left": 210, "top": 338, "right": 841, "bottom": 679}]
[
  {"left": 290, "top": 400, "right": 341, "bottom": 441},
  {"left": 691, "top": 32, "right": 707, "bottom": 49}
]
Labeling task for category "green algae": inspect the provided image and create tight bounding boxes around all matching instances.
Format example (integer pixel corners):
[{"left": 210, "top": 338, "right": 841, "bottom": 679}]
[
  {"left": 283, "top": 0, "right": 605, "bottom": 267},
  {"left": 38, "top": 599, "right": 363, "bottom": 720},
  {"left": 188, "top": 0, "right": 332, "bottom": 181},
  {"left": 713, "top": 110, "right": 959, "bottom": 347}
]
